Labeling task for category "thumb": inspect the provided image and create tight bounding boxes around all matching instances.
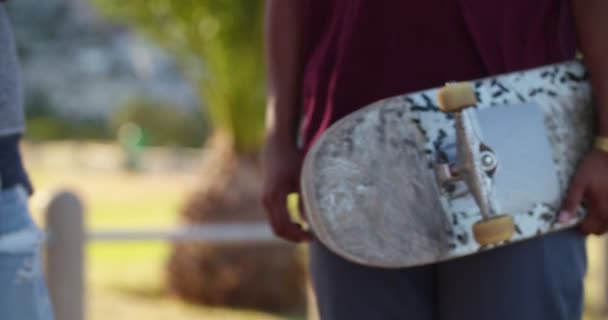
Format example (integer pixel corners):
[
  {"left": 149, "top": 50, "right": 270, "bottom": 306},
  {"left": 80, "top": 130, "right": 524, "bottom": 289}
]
[{"left": 559, "top": 178, "right": 586, "bottom": 222}]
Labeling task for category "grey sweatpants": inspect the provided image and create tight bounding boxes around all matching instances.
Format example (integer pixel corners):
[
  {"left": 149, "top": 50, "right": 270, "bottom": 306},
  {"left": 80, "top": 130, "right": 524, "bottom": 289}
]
[{"left": 309, "top": 230, "right": 586, "bottom": 320}]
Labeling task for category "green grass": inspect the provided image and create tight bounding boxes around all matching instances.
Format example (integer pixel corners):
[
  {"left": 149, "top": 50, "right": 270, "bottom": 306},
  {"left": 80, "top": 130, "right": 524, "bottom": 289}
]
[{"left": 24, "top": 146, "right": 302, "bottom": 320}]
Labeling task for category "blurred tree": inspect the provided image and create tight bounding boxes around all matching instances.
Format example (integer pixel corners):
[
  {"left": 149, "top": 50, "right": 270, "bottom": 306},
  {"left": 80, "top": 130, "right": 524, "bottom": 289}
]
[
  {"left": 25, "top": 88, "right": 113, "bottom": 141},
  {"left": 93, "top": 1, "right": 265, "bottom": 153},
  {"left": 111, "top": 98, "right": 207, "bottom": 148},
  {"left": 92, "top": 1, "right": 306, "bottom": 312}
]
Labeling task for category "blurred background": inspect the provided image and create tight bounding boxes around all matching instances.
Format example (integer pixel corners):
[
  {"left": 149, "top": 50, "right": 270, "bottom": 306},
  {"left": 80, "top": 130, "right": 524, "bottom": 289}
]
[
  {"left": 4, "top": 1, "right": 608, "bottom": 319},
  {"left": 9, "top": 0, "right": 307, "bottom": 319}
]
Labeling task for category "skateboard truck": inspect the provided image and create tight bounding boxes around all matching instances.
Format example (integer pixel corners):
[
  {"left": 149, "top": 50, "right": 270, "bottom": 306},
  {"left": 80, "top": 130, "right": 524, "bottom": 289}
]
[
  {"left": 437, "top": 82, "right": 515, "bottom": 246},
  {"left": 435, "top": 144, "right": 498, "bottom": 196}
]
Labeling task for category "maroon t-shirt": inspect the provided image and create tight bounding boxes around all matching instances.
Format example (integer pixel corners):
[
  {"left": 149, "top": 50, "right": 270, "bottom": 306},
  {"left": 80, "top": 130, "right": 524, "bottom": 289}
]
[{"left": 300, "top": 0, "right": 577, "bottom": 150}]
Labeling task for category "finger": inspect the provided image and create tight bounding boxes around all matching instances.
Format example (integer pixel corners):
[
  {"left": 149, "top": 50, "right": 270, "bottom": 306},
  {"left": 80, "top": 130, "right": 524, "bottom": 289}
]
[
  {"left": 584, "top": 192, "right": 608, "bottom": 235},
  {"left": 560, "top": 177, "right": 587, "bottom": 222},
  {"left": 579, "top": 219, "right": 603, "bottom": 235},
  {"left": 274, "top": 212, "right": 312, "bottom": 242},
  {"left": 271, "top": 189, "right": 312, "bottom": 242},
  {"left": 578, "top": 215, "right": 602, "bottom": 235},
  {"left": 578, "top": 198, "right": 603, "bottom": 235},
  {"left": 263, "top": 186, "right": 287, "bottom": 233},
  {"left": 262, "top": 174, "right": 311, "bottom": 242},
  {"left": 276, "top": 208, "right": 312, "bottom": 241},
  {"left": 263, "top": 189, "right": 285, "bottom": 233}
]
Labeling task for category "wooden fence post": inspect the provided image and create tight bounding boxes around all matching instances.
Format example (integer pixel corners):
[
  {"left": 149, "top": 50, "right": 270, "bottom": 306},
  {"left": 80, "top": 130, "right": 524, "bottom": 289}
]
[{"left": 44, "top": 191, "right": 85, "bottom": 320}]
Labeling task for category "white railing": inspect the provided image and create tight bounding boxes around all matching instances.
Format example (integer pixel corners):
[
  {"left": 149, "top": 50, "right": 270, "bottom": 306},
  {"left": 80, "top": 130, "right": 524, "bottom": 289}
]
[
  {"left": 44, "top": 189, "right": 608, "bottom": 320},
  {"left": 42, "top": 190, "right": 317, "bottom": 320},
  {"left": 89, "top": 223, "right": 278, "bottom": 242}
]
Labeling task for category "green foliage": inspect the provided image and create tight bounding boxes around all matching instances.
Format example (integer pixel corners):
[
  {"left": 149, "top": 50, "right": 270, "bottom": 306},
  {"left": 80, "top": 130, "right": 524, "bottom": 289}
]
[
  {"left": 25, "top": 89, "right": 113, "bottom": 141},
  {"left": 111, "top": 98, "right": 207, "bottom": 148},
  {"left": 93, "top": 0, "right": 266, "bottom": 153},
  {"left": 24, "top": 88, "right": 205, "bottom": 147},
  {"left": 26, "top": 117, "right": 111, "bottom": 141}
]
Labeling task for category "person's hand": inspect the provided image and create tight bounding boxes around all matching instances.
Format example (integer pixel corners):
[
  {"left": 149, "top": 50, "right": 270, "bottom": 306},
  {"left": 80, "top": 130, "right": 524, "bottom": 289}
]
[
  {"left": 262, "top": 136, "right": 312, "bottom": 242},
  {"left": 561, "top": 149, "right": 608, "bottom": 235}
]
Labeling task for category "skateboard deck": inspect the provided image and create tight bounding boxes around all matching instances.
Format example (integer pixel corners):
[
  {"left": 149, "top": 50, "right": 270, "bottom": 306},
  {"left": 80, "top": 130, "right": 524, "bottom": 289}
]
[{"left": 295, "top": 60, "right": 594, "bottom": 268}]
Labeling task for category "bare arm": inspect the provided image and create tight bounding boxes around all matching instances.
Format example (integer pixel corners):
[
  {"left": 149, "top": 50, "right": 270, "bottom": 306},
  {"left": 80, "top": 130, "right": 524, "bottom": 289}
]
[
  {"left": 561, "top": 0, "right": 608, "bottom": 235},
  {"left": 262, "top": 0, "right": 311, "bottom": 242},
  {"left": 572, "top": 0, "right": 608, "bottom": 135},
  {"left": 264, "top": 0, "right": 305, "bottom": 146}
]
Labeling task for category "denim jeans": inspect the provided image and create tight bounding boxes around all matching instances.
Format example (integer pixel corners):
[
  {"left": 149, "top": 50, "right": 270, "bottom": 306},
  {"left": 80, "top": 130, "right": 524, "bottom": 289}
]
[
  {"left": 0, "top": 185, "right": 54, "bottom": 320},
  {"left": 310, "top": 227, "right": 587, "bottom": 320}
]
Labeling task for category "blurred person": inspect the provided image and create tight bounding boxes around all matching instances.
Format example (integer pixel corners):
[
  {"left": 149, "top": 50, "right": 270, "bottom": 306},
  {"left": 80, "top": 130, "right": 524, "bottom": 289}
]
[
  {"left": 263, "top": 1, "right": 608, "bottom": 319},
  {"left": 0, "top": 1, "right": 54, "bottom": 319}
]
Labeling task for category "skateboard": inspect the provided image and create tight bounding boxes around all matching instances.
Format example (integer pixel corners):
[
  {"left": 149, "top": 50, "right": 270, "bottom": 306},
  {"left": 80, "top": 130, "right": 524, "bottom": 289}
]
[{"left": 290, "top": 60, "right": 595, "bottom": 268}]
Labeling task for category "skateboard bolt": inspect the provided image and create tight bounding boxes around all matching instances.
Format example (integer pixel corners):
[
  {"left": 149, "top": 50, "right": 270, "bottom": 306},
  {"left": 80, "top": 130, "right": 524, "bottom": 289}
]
[{"left": 480, "top": 151, "right": 497, "bottom": 171}]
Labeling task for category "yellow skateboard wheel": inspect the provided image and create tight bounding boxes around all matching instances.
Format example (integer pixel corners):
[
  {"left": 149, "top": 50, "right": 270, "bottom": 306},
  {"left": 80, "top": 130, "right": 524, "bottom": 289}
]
[
  {"left": 287, "top": 192, "right": 310, "bottom": 231},
  {"left": 472, "top": 215, "right": 515, "bottom": 245},
  {"left": 437, "top": 82, "right": 477, "bottom": 112}
]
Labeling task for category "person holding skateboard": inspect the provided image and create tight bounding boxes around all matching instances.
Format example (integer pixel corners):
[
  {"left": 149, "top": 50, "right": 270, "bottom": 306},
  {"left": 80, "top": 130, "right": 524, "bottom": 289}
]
[{"left": 263, "top": 1, "right": 608, "bottom": 319}]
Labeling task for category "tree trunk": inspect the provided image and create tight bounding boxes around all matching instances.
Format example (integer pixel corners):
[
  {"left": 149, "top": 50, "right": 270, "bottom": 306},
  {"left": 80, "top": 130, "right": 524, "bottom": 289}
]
[{"left": 167, "top": 132, "right": 307, "bottom": 312}]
